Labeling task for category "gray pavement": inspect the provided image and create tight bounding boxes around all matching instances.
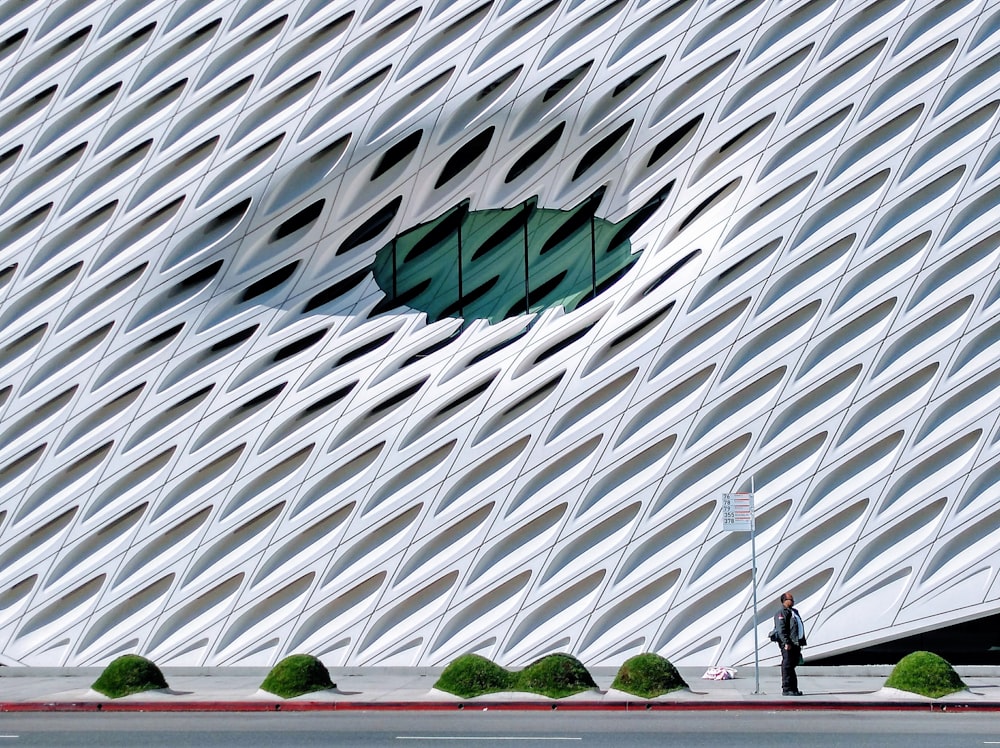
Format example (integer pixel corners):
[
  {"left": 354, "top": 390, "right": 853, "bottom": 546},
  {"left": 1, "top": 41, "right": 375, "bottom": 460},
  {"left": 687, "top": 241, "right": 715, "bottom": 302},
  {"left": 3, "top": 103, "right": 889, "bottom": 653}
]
[{"left": 2, "top": 665, "right": 1000, "bottom": 710}]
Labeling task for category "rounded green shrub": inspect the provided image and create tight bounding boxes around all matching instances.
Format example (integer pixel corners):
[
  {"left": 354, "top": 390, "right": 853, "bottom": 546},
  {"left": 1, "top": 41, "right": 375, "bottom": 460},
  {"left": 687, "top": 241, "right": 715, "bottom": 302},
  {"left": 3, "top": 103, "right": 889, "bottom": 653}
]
[
  {"left": 611, "top": 653, "right": 688, "bottom": 698},
  {"left": 434, "top": 653, "right": 515, "bottom": 698},
  {"left": 514, "top": 652, "right": 597, "bottom": 699},
  {"left": 91, "top": 654, "right": 168, "bottom": 698},
  {"left": 260, "top": 653, "right": 335, "bottom": 698},
  {"left": 885, "top": 651, "right": 965, "bottom": 698}
]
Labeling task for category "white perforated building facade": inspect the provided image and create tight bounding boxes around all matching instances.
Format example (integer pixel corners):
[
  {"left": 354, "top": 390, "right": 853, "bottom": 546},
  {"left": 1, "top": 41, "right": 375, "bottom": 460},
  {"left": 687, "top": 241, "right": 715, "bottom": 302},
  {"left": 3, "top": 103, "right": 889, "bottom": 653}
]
[{"left": 1, "top": 0, "right": 1000, "bottom": 668}]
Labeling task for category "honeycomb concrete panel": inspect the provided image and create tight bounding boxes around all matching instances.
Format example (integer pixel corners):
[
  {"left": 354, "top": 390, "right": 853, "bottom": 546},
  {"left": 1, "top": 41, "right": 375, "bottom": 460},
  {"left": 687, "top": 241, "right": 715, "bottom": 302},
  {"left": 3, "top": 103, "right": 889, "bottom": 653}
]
[{"left": 1, "top": 0, "right": 1000, "bottom": 667}]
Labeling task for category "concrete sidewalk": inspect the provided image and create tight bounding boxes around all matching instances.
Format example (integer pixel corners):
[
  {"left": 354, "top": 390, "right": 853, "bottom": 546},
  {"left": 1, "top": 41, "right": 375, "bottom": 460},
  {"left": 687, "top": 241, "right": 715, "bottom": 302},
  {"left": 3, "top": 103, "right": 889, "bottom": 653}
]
[{"left": 2, "top": 666, "right": 1000, "bottom": 712}]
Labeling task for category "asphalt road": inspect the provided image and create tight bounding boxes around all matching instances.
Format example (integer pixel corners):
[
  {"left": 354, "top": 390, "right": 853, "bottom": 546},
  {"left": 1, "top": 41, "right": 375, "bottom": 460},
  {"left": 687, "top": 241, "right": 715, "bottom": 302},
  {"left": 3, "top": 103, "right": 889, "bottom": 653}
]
[{"left": 0, "top": 711, "right": 998, "bottom": 747}]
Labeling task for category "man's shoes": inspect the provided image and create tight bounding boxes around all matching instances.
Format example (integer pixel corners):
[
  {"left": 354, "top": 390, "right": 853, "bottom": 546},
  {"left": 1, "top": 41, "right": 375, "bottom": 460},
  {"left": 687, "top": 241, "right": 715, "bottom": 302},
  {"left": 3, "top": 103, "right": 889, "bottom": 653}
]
[{"left": 782, "top": 690, "right": 803, "bottom": 696}]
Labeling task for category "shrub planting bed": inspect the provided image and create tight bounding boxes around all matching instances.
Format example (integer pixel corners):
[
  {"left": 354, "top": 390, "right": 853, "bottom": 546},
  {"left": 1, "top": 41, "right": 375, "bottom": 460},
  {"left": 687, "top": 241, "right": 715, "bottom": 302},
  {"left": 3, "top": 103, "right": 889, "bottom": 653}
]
[
  {"left": 884, "top": 650, "right": 965, "bottom": 698},
  {"left": 435, "top": 653, "right": 515, "bottom": 698},
  {"left": 260, "top": 653, "right": 335, "bottom": 698},
  {"left": 611, "top": 653, "right": 687, "bottom": 698},
  {"left": 434, "top": 652, "right": 597, "bottom": 698},
  {"left": 91, "top": 654, "right": 168, "bottom": 698}
]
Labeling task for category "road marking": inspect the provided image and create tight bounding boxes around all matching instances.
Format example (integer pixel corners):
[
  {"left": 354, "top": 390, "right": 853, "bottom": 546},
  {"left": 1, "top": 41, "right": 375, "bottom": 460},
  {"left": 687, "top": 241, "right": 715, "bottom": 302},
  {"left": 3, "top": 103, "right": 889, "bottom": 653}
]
[{"left": 397, "top": 738, "right": 581, "bottom": 742}]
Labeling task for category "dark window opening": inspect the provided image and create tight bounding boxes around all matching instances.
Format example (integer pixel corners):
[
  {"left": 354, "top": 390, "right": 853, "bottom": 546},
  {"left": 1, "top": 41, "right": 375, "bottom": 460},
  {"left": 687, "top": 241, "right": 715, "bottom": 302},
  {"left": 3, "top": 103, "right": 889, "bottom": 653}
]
[
  {"left": 59, "top": 26, "right": 92, "bottom": 50},
  {"left": 401, "top": 328, "right": 462, "bottom": 368},
  {"left": 471, "top": 211, "right": 526, "bottom": 261},
  {"left": 271, "top": 199, "right": 324, "bottom": 241},
  {"left": 435, "top": 128, "right": 494, "bottom": 189},
  {"left": 172, "top": 260, "right": 223, "bottom": 295},
  {"left": 607, "top": 300, "right": 674, "bottom": 350},
  {"left": 175, "top": 384, "right": 214, "bottom": 408},
  {"left": 543, "top": 61, "right": 592, "bottom": 102},
  {"left": 3, "top": 323, "right": 46, "bottom": 354},
  {"left": 366, "top": 378, "right": 426, "bottom": 417},
  {"left": 1, "top": 29, "right": 28, "bottom": 55},
  {"left": 404, "top": 203, "right": 467, "bottom": 263},
  {"left": 240, "top": 383, "right": 285, "bottom": 411},
  {"left": 647, "top": 115, "right": 702, "bottom": 168},
  {"left": 11, "top": 86, "right": 57, "bottom": 124},
  {"left": 354, "top": 63, "right": 392, "bottom": 93},
  {"left": 337, "top": 196, "right": 401, "bottom": 255},
  {"left": 303, "top": 268, "right": 370, "bottom": 312},
  {"left": 718, "top": 114, "right": 773, "bottom": 153},
  {"left": 606, "top": 180, "right": 674, "bottom": 252},
  {"left": 372, "top": 193, "right": 649, "bottom": 326},
  {"left": 532, "top": 323, "right": 595, "bottom": 365},
  {"left": 273, "top": 328, "right": 327, "bottom": 362},
  {"left": 467, "top": 326, "right": 532, "bottom": 366},
  {"left": 434, "top": 378, "right": 493, "bottom": 419},
  {"left": 641, "top": 249, "right": 701, "bottom": 297},
  {"left": 528, "top": 270, "right": 568, "bottom": 308},
  {"left": 718, "top": 242, "right": 775, "bottom": 282},
  {"left": 210, "top": 325, "right": 258, "bottom": 353},
  {"left": 146, "top": 324, "right": 185, "bottom": 349},
  {"left": 240, "top": 261, "right": 299, "bottom": 302},
  {"left": 0, "top": 144, "right": 23, "bottom": 167},
  {"left": 677, "top": 179, "right": 736, "bottom": 232},
  {"left": 438, "top": 275, "right": 500, "bottom": 318},
  {"left": 333, "top": 333, "right": 395, "bottom": 368},
  {"left": 372, "top": 129, "right": 422, "bottom": 180},
  {"left": 612, "top": 57, "right": 664, "bottom": 98},
  {"left": 503, "top": 271, "right": 567, "bottom": 318},
  {"left": 540, "top": 189, "right": 604, "bottom": 255},
  {"left": 594, "top": 263, "right": 633, "bottom": 296},
  {"left": 505, "top": 122, "right": 565, "bottom": 183},
  {"left": 206, "top": 197, "right": 251, "bottom": 234},
  {"left": 370, "top": 276, "right": 432, "bottom": 316},
  {"left": 304, "top": 382, "right": 355, "bottom": 414},
  {"left": 477, "top": 65, "right": 523, "bottom": 100}
]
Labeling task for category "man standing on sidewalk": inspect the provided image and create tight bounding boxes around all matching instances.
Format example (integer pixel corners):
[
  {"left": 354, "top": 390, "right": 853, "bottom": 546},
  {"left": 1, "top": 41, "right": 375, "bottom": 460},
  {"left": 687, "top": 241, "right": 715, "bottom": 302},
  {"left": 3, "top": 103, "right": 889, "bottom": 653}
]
[{"left": 776, "top": 591, "right": 806, "bottom": 695}]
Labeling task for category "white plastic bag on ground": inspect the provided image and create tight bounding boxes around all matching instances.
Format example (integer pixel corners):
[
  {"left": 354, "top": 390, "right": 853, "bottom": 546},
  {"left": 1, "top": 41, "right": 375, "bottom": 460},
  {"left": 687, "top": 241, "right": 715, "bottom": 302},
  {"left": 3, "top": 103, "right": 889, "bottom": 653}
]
[{"left": 702, "top": 666, "right": 736, "bottom": 680}]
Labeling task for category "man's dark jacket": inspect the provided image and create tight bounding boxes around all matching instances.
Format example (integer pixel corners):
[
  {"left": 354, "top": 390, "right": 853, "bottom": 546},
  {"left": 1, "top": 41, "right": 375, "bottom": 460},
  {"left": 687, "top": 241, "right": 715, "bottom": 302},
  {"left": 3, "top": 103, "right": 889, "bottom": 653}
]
[{"left": 776, "top": 606, "right": 805, "bottom": 647}]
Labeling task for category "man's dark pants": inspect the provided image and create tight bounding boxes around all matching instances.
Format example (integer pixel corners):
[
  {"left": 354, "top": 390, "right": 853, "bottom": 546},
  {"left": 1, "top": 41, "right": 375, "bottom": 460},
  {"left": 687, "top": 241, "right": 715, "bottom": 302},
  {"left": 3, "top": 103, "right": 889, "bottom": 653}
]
[{"left": 780, "top": 644, "right": 800, "bottom": 693}]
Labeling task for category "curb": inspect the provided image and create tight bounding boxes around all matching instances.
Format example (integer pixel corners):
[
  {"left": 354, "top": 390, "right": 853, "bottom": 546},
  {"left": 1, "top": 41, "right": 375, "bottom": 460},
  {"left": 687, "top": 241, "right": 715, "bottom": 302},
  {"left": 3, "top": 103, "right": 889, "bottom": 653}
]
[{"left": 4, "top": 700, "right": 1000, "bottom": 713}]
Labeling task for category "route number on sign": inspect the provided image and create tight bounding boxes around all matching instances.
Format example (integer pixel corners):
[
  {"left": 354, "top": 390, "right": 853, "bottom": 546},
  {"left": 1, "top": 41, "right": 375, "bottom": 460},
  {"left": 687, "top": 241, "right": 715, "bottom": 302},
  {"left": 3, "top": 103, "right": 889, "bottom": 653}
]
[{"left": 721, "top": 492, "right": 753, "bottom": 532}]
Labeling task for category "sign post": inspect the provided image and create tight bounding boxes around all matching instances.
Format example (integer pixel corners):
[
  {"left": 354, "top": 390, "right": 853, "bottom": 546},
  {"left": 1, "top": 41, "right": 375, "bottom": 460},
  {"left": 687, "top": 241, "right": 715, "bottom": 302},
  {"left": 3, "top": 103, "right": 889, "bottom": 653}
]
[{"left": 721, "top": 477, "right": 760, "bottom": 694}]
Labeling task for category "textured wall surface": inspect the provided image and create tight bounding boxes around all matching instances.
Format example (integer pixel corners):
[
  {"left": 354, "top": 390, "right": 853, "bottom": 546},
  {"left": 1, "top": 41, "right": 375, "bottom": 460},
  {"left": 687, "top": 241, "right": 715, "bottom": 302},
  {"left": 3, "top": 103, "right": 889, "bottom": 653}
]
[{"left": 1, "top": 0, "right": 1000, "bottom": 668}]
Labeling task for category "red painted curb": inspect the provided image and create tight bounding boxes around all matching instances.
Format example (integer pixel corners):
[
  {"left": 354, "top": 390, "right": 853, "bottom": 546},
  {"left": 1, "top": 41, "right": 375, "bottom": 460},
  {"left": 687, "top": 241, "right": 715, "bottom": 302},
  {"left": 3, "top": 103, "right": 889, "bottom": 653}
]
[{"left": 2, "top": 700, "right": 999, "bottom": 713}]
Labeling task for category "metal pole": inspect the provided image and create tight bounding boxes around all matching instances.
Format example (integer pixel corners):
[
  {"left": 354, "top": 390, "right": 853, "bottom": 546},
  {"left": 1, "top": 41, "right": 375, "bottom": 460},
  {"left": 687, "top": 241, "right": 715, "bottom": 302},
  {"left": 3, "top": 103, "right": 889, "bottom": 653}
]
[
  {"left": 391, "top": 237, "right": 397, "bottom": 299},
  {"left": 457, "top": 208, "right": 464, "bottom": 318},
  {"left": 751, "top": 475, "right": 760, "bottom": 695},
  {"left": 523, "top": 202, "right": 530, "bottom": 315},
  {"left": 590, "top": 211, "right": 596, "bottom": 299}
]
